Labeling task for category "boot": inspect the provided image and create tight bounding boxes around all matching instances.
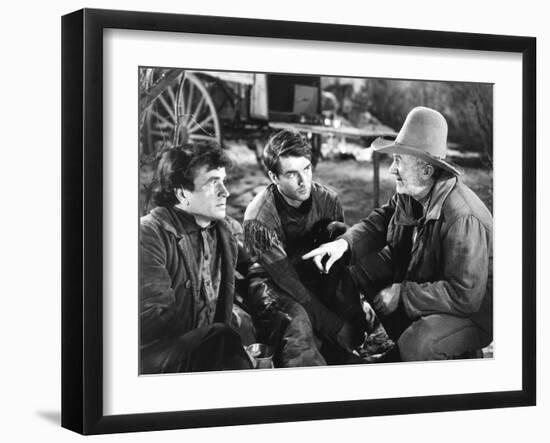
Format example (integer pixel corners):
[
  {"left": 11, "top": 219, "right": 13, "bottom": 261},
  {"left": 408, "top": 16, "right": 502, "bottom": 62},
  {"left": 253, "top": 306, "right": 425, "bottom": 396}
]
[{"left": 245, "top": 263, "right": 291, "bottom": 356}]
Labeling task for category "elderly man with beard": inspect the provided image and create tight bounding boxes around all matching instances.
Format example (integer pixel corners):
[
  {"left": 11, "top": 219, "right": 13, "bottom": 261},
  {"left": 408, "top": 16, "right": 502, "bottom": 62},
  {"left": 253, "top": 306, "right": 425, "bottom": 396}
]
[
  {"left": 243, "top": 130, "right": 368, "bottom": 367},
  {"left": 303, "top": 107, "right": 493, "bottom": 361}
]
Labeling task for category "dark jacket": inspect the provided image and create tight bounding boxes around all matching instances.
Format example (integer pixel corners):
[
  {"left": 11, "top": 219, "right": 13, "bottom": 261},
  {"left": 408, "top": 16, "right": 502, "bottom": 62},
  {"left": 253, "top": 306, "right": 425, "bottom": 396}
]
[
  {"left": 243, "top": 182, "right": 345, "bottom": 338},
  {"left": 139, "top": 206, "right": 245, "bottom": 350},
  {"left": 341, "top": 177, "right": 493, "bottom": 336}
]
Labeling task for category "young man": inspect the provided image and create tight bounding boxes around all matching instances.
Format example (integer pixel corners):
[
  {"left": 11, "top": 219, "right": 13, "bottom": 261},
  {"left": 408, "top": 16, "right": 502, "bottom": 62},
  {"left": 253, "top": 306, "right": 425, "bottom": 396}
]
[
  {"left": 243, "top": 130, "right": 367, "bottom": 367},
  {"left": 139, "top": 142, "right": 255, "bottom": 374},
  {"left": 304, "top": 107, "right": 493, "bottom": 361}
]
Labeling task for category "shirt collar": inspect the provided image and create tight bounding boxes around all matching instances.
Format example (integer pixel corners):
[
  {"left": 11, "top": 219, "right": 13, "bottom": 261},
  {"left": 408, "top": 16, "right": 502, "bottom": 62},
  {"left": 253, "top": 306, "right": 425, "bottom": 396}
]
[
  {"left": 423, "top": 177, "right": 457, "bottom": 221},
  {"left": 172, "top": 206, "right": 217, "bottom": 233},
  {"left": 273, "top": 185, "right": 312, "bottom": 215}
]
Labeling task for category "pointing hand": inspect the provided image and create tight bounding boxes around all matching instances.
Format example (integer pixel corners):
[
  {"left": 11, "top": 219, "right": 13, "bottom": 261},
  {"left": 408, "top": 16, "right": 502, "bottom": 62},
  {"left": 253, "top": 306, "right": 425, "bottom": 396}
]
[{"left": 302, "top": 239, "right": 349, "bottom": 273}]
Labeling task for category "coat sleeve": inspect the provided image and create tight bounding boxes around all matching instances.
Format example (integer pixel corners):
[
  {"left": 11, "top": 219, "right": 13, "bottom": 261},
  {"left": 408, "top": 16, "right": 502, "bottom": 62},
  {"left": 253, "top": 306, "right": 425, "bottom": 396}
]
[
  {"left": 225, "top": 217, "right": 251, "bottom": 276},
  {"left": 243, "top": 219, "right": 344, "bottom": 339},
  {"left": 140, "top": 221, "right": 188, "bottom": 344},
  {"left": 333, "top": 196, "right": 345, "bottom": 224},
  {"left": 339, "top": 195, "right": 396, "bottom": 259},
  {"left": 400, "top": 215, "right": 490, "bottom": 318},
  {"left": 337, "top": 196, "right": 396, "bottom": 285}
]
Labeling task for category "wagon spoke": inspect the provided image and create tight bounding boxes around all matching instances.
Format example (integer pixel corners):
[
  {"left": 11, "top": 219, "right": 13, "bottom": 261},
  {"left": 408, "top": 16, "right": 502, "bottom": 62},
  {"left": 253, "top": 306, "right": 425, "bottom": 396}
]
[
  {"left": 150, "top": 110, "right": 175, "bottom": 129},
  {"left": 197, "top": 114, "right": 214, "bottom": 128},
  {"left": 157, "top": 94, "right": 176, "bottom": 123},
  {"left": 150, "top": 130, "right": 171, "bottom": 138},
  {"left": 193, "top": 96, "right": 206, "bottom": 120},
  {"left": 166, "top": 85, "right": 176, "bottom": 106},
  {"left": 187, "top": 115, "right": 214, "bottom": 134},
  {"left": 190, "top": 134, "right": 219, "bottom": 142},
  {"left": 180, "top": 96, "right": 206, "bottom": 130}
]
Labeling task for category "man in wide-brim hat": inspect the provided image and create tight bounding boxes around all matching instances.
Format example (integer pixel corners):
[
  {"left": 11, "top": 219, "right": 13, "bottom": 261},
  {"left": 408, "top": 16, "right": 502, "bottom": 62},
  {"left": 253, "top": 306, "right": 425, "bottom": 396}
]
[{"left": 303, "top": 106, "right": 493, "bottom": 361}]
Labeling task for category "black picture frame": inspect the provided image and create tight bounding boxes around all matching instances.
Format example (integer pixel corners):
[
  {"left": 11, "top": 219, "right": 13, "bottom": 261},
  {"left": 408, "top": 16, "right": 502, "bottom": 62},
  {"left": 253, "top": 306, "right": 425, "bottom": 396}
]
[{"left": 61, "top": 8, "right": 536, "bottom": 435}]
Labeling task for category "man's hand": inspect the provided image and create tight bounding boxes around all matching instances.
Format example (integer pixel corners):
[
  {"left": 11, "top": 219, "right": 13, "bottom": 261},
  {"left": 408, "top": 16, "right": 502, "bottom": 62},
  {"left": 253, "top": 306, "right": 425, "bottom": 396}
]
[
  {"left": 301, "top": 238, "right": 349, "bottom": 274},
  {"left": 372, "top": 284, "right": 401, "bottom": 316}
]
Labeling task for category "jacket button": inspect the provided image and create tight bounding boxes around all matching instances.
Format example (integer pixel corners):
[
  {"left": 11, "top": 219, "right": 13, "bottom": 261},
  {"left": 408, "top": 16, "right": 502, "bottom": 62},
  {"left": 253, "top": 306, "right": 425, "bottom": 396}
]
[{"left": 185, "top": 280, "right": 191, "bottom": 289}]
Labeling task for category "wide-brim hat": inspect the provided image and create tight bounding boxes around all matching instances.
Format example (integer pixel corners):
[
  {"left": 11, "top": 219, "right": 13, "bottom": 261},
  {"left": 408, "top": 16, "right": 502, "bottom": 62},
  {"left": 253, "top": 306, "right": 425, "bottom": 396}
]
[{"left": 371, "top": 106, "right": 464, "bottom": 176}]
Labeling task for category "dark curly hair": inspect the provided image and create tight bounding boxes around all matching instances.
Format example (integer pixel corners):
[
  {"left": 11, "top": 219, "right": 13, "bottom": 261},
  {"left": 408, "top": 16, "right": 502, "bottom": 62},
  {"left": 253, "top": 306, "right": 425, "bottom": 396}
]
[
  {"left": 152, "top": 141, "right": 232, "bottom": 208},
  {"left": 263, "top": 129, "right": 311, "bottom": 175}
]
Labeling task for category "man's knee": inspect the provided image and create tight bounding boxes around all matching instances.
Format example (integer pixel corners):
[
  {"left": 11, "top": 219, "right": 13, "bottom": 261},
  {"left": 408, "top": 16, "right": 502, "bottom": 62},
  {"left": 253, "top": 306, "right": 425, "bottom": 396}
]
[
  {"left": 276, "top": 297, "right": 326, "bottom": 366},
  {"left": 201, "top": 322, "right": 254, "bottom": 352},
  {"left": 397, "top": 320, "right": 443, "bottom": 361},
  {"left": 208, "top": 322, "right": 234, "bottom": 335},
  {"left": 141, "top": 323, "right": 245, "bottom": 373},
  {"left": 276, "top": 299, "right": 314, "bottom": 341},
  {"left": 397, "top": 316, "right": 482, "bottom": 361},
  {"left": 231, "top": 305, "right": 256, "bottom": 346}
]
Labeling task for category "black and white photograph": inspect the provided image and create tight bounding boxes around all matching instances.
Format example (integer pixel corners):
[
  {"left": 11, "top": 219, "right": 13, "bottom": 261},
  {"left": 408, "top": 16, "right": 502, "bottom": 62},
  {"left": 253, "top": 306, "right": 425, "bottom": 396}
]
[
  {"left": 138, "top": 67, "right": 494, "bottom": 374},
  {"left": 56, "top": 6, "right": 538, "bottom": 437},
  {"left": 3, "top": 0, "right": 548, "bottom": 441}
]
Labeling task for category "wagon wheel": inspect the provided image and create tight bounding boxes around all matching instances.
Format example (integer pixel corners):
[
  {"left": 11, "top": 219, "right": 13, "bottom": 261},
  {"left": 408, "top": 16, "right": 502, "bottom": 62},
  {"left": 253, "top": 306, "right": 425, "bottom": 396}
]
[
  {"left": 175, "top": 72, "right": 222, "bottom": 146},
  {"left": 141, "top": 71, "right": 222, "bottom": 155}
]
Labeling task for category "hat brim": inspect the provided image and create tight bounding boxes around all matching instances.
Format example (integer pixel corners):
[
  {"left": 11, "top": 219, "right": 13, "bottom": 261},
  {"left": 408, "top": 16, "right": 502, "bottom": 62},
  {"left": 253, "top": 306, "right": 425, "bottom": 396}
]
[{"left": 371, "top": 137, "right": 464, "bottom": 176}]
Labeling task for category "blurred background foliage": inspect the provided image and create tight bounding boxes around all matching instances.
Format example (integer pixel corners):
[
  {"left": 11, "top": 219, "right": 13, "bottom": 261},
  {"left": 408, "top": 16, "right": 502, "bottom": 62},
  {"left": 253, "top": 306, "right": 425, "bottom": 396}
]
[{"left": 323, "top": 77, "right": 493, "bottom": 168}]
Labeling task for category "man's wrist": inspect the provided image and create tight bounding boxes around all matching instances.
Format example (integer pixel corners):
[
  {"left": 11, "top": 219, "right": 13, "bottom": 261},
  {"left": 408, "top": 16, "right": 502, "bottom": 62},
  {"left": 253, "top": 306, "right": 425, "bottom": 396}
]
[
  {"left": 333, "top": 237, "right": 350, "bottom": 262},
  {"left": 335, "top": 237, "right": 350, "bottom": 250}
]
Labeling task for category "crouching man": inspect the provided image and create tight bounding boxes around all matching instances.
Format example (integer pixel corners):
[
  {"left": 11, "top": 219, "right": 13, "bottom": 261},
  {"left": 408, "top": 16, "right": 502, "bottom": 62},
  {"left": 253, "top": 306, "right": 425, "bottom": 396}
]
[
  {"left": 139, "top": 142, "right": 254, "bottom": 374},
  {"left": 243, "top": 130, "right": 368, "bottom": 367},
  {"left": 304, "top": 107, "right": 493, "bottom": 361}
]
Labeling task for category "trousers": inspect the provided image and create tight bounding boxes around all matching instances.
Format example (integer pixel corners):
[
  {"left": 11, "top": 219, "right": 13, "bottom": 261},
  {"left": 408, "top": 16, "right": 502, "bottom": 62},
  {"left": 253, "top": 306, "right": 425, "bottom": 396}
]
[
  {"left": 272, "top": 293, "right": 327, "bottom": 367},
  {"left": 140, "top": 323, "right": 253, "bottom": 374},
  {"left": 397, "top": 314, "right": 486, "bottom": 361}
]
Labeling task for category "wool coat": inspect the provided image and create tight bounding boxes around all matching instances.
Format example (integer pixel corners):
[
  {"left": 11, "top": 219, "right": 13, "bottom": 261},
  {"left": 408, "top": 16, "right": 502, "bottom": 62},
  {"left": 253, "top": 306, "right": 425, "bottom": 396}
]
[
  {"left": 139, "top": 206, "right": 245, "bottom": 350},
  {"left": 341, "top": 176, "right": 493, "bottom": 338}
]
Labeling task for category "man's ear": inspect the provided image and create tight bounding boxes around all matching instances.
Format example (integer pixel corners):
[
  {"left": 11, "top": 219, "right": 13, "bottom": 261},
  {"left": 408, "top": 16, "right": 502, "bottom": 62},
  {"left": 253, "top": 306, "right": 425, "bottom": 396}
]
[
  {"left": 174, "top": 187, "right": 186, "bottom": 204},
  {"left": 423, "top": 164, "right": 435, "bottom": 179},
  {"left": 267, "top": 170, "right": 278, "bottom": 185}
]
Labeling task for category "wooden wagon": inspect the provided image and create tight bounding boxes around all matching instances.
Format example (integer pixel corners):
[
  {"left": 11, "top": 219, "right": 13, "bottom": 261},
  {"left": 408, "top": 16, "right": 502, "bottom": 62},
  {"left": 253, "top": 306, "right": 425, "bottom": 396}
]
[{"left": 139, "top": 68, "right": 396, "bottom": 206}]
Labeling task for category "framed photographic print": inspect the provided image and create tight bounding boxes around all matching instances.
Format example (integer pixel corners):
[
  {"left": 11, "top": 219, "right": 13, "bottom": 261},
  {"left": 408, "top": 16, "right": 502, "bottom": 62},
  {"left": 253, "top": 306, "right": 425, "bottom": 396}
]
[{"left": 61, "top": 8, "right": 536, "bottom": 435}]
